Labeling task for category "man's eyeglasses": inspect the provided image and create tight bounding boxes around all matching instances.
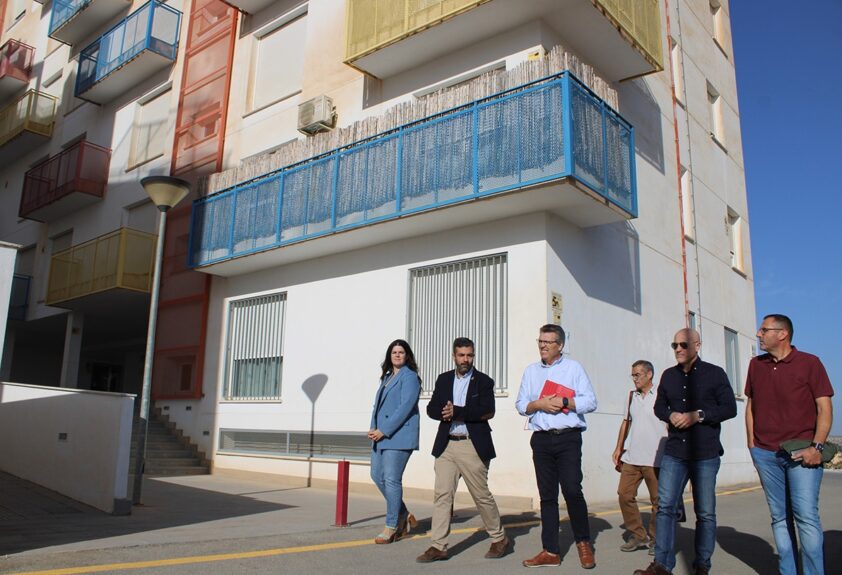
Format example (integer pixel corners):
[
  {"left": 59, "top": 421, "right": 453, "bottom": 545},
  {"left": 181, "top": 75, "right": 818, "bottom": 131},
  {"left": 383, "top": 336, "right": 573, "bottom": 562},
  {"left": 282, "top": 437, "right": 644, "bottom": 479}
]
[
  {"left": 537, "top": 339, "right": 560, "bottom": 347},
  {"left": 671, "top": 341, "right": 690, "bottom": 350},
  {"left": 630, "top": 373, "right": 647, "bottom": 380},
  {"left": 758, "top": 327, "right": 784, "bottom": 334}
]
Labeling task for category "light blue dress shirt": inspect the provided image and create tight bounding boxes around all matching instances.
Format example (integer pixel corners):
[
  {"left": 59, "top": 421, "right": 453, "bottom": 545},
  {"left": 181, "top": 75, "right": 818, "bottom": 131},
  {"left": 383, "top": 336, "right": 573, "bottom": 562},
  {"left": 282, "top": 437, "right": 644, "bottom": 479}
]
[
  {"left": 449, "top": 368, "right": 472, "bottom": 436},
  {"left": 515, "top": 355, "right": 597, "bottom": 431}
]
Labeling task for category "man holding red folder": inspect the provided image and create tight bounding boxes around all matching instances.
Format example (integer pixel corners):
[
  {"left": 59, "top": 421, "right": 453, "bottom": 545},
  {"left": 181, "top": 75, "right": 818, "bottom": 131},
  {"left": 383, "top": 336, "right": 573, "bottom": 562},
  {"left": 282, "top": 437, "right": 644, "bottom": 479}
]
[{"left": 515, "top": 324, "right": 598, "bottom": 569}]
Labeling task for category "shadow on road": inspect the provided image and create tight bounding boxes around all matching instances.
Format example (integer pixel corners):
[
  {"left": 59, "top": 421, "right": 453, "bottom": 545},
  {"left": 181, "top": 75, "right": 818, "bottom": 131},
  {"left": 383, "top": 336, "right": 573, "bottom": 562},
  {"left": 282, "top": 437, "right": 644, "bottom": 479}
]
[{"left": 0, "top": 472, "right": 294, "bottom": 555}]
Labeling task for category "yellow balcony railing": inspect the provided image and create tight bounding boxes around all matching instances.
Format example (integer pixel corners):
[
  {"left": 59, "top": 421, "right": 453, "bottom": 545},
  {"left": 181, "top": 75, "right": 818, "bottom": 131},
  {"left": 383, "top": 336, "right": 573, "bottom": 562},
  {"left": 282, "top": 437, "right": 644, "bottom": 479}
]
[
  {"left": 595, "top": 0, "right": 662, "bottom": 70},
  {"left": 345, "top": 0, "right": 490, "bottom": 62},
  {"left": 344, "top": 0, "right": 662, "bottom": 73},
  {"left": 0, "top": 90, "right": 58, "bottom": 148},
  {"left": 47, "top": 228, "right": 157, "bottom": 305}
]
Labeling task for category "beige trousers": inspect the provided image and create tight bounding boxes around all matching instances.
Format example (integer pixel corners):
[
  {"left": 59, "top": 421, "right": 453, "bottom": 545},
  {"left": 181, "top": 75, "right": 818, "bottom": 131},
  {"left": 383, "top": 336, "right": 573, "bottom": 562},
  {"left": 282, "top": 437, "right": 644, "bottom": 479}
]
[
  {"left": 617, "top": 462, "right": 659, "bottom": 542},
  {"left": 430, "top": 439, "right": 505, "bottom": 550}
]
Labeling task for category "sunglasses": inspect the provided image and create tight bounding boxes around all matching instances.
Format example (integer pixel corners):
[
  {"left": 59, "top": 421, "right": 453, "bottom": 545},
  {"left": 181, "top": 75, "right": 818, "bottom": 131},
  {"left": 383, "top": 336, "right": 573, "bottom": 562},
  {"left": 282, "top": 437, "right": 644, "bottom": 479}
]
[{"left": 671, "top": 341, "right": 690, "bottom": 350}]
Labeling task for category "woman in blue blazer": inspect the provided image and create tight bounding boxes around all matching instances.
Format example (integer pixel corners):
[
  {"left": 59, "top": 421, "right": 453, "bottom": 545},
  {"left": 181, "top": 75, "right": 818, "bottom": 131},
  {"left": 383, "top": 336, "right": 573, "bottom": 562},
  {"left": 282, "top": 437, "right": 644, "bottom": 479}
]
[{"left": 368, "top": 339, "right": 421, "bottom": 544}]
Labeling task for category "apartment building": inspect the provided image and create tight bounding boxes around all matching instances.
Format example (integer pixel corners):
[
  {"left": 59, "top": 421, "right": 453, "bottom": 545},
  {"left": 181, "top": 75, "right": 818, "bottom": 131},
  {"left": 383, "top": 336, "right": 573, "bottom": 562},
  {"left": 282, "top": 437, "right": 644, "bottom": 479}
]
[{"left": 0, "top": 0, "right": 756, "bottom": 503}]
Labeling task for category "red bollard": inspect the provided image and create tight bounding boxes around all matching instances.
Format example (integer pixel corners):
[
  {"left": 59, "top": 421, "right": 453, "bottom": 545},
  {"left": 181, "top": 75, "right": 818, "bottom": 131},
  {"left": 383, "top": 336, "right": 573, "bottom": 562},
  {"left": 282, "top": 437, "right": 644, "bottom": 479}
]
[{"left": 334, "top": 459, "right": 350, "bottom": 527}]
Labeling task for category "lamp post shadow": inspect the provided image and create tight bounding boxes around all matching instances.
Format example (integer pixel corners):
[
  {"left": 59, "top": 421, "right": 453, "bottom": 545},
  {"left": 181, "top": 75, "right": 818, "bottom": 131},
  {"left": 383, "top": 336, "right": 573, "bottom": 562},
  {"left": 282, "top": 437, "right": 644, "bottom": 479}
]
[{"left": 302, "top": 374, "right": 328, "bottom": 487}]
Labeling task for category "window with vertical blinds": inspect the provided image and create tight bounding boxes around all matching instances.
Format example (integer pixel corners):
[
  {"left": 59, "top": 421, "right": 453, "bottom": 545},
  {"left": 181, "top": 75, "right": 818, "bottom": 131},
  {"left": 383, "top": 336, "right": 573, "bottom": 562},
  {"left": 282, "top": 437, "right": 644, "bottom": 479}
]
[
  {"left": 724, "top": 327, "right": 740, "bottom": 395},
  {"left": 408, "top": 254, "right": 507, "bottom": 394},
  {"left": 223, "top": 292, "right": 287, "bottom": 400}
]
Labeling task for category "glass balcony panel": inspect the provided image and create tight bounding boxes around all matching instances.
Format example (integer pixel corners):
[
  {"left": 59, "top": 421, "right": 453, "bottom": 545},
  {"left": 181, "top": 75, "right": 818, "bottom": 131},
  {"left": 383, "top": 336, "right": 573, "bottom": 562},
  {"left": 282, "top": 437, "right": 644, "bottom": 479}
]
[
  {"left": 307, "top": 159, "right": 336, "bottom": 235},
  {"left": 346, "top": 0, "right": 662, "bottom": 81},
  {"left": 20, "top": 141, "right": 111, "bottom": 221},
  {"left": 477, "top": 96, "right": 519, "bottom": 194},
  {"left": 0, "top": 90, "right": 57, "bottom": 157},
  {"left": 519, "top": 84, "right": 565, "bottom": 185},
  {"left": 46, "top": 229, "right": 156, "bottom": 306},
  {"left": 280, "top": 169, "right": 308, "bottom": 242},
  {"left": 75, "top": 1, "right": 181, "bottom": 102},
  {"left": 0, "top": 40, "right": 34, "bottom": 100},
  {"left": 50, "top": 0, "right": 133, "bottom": 46},
  {"left": 190, "top": 73, "right": 636, "bottom": 269},
  {"left": 121, "top": 230, "right": 156, "bottom": 291}
]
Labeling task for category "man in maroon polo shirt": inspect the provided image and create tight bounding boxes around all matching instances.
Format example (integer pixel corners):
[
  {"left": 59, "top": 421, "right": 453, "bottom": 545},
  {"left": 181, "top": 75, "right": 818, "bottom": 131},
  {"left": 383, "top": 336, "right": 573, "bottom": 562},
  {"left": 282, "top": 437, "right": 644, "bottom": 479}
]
[{"left": 745, "top": 314, "right": 834, "bottom": 575}]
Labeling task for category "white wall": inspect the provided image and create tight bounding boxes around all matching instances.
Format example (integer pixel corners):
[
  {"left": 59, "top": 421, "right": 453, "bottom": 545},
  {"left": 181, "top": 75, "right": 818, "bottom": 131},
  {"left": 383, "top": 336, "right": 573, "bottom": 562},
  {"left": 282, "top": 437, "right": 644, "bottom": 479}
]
[{"left": 0, "top": 382, "right": 135, "bottom": 514}]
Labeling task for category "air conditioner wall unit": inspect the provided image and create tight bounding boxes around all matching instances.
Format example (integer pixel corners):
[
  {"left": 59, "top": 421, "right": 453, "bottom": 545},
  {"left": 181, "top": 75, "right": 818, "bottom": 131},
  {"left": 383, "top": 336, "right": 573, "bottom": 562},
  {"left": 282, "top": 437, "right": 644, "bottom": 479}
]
[{"left": 297, "top": 95, "right": 336, "bottom": 135}]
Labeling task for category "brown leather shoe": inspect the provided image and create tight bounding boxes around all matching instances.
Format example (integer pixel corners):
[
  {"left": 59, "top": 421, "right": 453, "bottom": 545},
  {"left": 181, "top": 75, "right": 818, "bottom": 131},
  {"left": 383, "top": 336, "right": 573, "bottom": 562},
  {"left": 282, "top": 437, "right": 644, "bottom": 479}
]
[
  {"left": 633, "top": 562, "right": 673, "bottom": 575},
  {"left": 522, "top": 550, "right": 561, "bottom": 568},
  {"left": 416, "top": 546, "right": 448, "bottom": 563},
  {"left": 576, "top": 541, "right": 595, "bottom": 569},
  {"left": 485, "top": 536, "right": 510, "bottom": 558}
]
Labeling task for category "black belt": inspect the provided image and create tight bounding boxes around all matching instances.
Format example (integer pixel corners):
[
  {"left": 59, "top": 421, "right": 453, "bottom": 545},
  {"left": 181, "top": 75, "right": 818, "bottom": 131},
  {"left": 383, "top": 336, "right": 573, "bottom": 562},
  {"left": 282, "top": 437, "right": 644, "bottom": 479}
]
[
  {"left": 535, "top": 428, "right": 582, "bottom": 435},
  {"left": 448, "top": 435, "right": 470, "bottom": 441}
]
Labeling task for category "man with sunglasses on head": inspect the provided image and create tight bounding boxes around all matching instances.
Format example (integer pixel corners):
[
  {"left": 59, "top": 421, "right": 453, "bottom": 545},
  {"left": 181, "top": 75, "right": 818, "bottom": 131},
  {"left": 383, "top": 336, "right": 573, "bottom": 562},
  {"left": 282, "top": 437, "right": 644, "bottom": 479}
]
[
  {"left": 634, "top": 328, "right": 736, "bottom": 575},
  {"left": 516, "top": 324, "right": 597, "bottom": 570},
  {"left": 746, "top": 314, "right": 833, "bottom": 575}
]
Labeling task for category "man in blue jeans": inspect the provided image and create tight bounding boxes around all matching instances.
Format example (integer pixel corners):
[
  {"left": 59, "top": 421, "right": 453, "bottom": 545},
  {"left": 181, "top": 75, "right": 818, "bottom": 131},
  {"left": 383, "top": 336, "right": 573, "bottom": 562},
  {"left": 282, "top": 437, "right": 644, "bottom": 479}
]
[
  {"left": 746, "top": 314, "right": 834, "bottom": 575},
  {"left": 634, "top": 328, "right": 736, "bottom": 575}
]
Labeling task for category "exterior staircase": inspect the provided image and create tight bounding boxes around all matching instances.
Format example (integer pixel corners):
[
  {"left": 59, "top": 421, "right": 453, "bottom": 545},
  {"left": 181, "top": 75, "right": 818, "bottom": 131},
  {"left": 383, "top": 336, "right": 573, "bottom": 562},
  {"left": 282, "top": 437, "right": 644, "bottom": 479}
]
[{"left": 130, "top": 408, "right": 209, "bottom": 477}]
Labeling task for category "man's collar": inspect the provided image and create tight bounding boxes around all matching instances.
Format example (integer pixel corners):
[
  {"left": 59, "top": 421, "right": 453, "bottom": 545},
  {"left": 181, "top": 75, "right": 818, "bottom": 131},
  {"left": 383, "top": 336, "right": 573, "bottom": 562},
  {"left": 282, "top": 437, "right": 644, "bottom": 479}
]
[
  {"left": 541, "top": 355, "right": 563, "bottom": 368},
  {"left": 455, "top": 368, "right": 474, "bottom": 379},
  {"left": 761, "top": 346, "right": 798, "bottom": 364}
]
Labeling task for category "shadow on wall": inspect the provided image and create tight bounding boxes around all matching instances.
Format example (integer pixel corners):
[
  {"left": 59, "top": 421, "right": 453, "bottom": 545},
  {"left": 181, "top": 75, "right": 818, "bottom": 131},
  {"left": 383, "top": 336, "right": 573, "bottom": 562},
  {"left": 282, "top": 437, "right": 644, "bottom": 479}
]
[
  {"left": 617, "top": 77, "right": 664, "bottom": 176},
  {"left": 548, "top": 219, "right": 642, "bottom": 314},
  {"left": 303, "top": 373, "right": 328, "bottom": 487}
]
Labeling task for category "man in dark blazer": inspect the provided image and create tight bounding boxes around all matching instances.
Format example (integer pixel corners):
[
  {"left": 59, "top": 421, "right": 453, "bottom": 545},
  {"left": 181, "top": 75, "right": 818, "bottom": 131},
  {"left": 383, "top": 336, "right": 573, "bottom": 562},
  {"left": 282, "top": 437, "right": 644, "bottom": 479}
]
[{"left": 416, "top": 337, "right": 509, "bottom": 563}]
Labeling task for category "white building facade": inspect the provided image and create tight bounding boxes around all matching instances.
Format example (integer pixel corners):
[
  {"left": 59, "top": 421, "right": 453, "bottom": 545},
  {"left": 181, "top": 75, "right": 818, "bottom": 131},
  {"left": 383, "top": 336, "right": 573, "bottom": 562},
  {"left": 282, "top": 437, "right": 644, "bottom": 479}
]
[{"left": 0, "top": 0, "right": 756, "bottom": 504}]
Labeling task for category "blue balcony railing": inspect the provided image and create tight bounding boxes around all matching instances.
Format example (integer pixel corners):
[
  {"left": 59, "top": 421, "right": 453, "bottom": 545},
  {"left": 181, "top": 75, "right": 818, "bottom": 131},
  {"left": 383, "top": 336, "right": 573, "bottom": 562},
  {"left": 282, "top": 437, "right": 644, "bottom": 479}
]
[
  {"left": 75, "top": 1, "right": 180, "bottom": 97},
  {"left": 49, "top": 0, "right": 91, "bottom": 37},
  {"left": 9, "top": 274, "right": 30, "bottom": 321},
  {"left": 189, "top": 72, "right": 636, "bottom": 267}
]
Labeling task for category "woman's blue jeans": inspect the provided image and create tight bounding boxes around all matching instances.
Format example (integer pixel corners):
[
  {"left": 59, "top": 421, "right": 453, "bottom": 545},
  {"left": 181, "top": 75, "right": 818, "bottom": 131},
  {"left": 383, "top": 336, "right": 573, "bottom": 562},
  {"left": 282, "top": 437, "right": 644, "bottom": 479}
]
[
  {"left": 654, "top": 453, "right": 720, "bottom": 572},
  {"left": 751, "top": 446, "right": 824, "bottom": 575},
  {"left": 370, "top": 447, "right": 412, "bottom": 529}
]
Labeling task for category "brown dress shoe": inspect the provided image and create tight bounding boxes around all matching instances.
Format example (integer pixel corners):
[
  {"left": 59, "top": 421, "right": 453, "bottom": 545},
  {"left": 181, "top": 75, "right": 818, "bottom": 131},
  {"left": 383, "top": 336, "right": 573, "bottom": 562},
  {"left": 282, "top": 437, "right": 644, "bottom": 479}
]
[
  {"left": 485, "top": 536, "right": 510, "bottom": 558},
  {"left": 633, "top": 562, "right": 673, "bottom": 575},
  {"left": 416, "top": 546, "right": 448, "bottom": 563},
  {"left": 522, "top": 550, "right": 561, "bottom": 568},
  {"left": 576, "top": 541, "right": 595, "bottom": 569}
]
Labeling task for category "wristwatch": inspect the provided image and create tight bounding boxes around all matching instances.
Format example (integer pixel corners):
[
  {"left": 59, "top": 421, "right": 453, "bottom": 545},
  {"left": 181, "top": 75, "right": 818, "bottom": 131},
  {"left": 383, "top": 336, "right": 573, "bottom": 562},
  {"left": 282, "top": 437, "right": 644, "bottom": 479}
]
[
  {"left": 562, "top": 397, "right": 569, "bottom": 409},
  {"left": 697, "top": 410, "right": 705, "bottom": 422},
  {"left": 811, "top": 442, "right": 825, "bottom": 453}
]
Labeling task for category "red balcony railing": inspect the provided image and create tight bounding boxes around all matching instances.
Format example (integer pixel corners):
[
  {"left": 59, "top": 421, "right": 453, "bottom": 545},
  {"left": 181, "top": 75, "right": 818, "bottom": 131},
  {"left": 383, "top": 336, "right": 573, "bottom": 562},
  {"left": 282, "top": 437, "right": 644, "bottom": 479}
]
[
  {"left": 19, "top": 140, "right": 111, "bottom": 222},
  {"left": 0, "top": 39, "right": 34, "bottom": 85}
]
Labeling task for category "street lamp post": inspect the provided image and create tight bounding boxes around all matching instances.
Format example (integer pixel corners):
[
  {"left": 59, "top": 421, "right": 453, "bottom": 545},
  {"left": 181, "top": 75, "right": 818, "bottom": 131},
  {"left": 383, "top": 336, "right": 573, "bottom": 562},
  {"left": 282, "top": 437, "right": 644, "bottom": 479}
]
[{"left": 132, "top": 176, "right": 191, "bottom": 505}]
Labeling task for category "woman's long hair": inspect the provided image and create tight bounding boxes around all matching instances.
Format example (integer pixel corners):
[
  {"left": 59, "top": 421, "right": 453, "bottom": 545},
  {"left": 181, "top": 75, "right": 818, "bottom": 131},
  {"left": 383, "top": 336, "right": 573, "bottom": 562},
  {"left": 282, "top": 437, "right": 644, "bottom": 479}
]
[{"left": 380, "top": 339, "right": 419, "bottom": 379}]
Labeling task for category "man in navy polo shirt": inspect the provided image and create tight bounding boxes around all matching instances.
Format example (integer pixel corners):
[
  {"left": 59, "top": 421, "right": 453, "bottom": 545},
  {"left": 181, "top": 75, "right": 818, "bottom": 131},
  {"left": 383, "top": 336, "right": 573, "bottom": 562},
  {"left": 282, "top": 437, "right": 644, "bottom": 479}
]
[
  {"left": 746, "top": 314, "right": 834, "bottom": 575},
  {"left": 634, "top": 328, "right": 737, "bottom": 575}
]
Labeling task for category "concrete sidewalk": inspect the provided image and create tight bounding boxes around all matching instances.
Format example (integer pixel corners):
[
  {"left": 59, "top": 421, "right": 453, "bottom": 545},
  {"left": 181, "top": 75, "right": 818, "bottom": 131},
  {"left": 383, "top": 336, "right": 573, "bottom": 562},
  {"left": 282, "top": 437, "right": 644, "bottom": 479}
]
[{"left": 2, "top": 469, "right": 841, "bottom": 574}]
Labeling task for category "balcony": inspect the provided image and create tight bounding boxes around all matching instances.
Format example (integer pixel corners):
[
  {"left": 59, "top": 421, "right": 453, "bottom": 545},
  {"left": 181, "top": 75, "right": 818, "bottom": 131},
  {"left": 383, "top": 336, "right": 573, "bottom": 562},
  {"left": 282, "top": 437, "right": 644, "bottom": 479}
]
[
  {"left": 0, "top": 40, "right": 34, "bottom": 102},
  {"left": 75, "top": 1, "right": 181, "bottom": 104},
  {"left": 0, "top": 90, "right": 58, "bottom": 163},
  {"left": 190, "top": 72, "right": 636, "bottom": 275},
  {"left": 19, "top": 141, "right": 112, "bottom": 222},
  {"left": 345, "top": 0, "right": 662, "bottom": 82},
  {"left": 49, "top": 0, "right": 132, "bottom": 46},
  {"left": 9, "top": 274, "right": 31, "bottom": 321},
  {"left": 223, "top": 0, "right": 275, "bottom": 13},
  {"left": 46, "top": 228, "right": 156, "bottom": 309}
]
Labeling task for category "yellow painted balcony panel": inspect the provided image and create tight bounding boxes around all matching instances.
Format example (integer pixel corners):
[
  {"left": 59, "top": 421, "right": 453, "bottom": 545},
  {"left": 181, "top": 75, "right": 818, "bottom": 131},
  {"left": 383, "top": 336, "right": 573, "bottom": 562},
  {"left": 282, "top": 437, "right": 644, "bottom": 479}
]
[
  {"left": 0, "top": 90, "right": 57, "bottom": 162},
  {"left": 47, "top": 228, "right": 157, "bottom": 307},
  {"left": 344, "top": 0, "right": 662, "bottom": 81}
]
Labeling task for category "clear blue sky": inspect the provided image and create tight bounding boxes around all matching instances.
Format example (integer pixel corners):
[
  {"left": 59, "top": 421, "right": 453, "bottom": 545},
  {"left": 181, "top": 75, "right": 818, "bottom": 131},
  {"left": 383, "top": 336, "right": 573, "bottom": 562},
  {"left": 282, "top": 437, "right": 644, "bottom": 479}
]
[{"left": 731, "top": 2, "right": 842, "bottom": 434}]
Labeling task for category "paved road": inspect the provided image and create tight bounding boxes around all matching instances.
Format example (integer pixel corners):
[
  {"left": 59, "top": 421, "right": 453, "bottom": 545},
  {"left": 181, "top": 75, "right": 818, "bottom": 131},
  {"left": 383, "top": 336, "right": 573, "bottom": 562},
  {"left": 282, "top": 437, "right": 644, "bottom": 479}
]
[{"left": 1, "top": 470, "right": 841, "bottom": 575}]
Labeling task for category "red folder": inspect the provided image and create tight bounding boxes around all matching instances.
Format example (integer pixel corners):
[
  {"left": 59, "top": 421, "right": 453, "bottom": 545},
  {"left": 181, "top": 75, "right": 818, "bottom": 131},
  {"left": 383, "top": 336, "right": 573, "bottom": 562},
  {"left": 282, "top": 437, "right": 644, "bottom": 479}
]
[{"left": 540, "top": 380, "right": 574, "bottom": 413}]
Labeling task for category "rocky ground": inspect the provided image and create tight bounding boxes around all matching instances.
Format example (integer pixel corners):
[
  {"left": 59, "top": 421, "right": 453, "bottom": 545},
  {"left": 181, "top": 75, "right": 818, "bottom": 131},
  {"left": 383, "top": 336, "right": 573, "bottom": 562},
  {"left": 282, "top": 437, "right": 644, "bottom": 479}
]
[{"left": 826, "top": 436, "right": 842, "bottom": 469}]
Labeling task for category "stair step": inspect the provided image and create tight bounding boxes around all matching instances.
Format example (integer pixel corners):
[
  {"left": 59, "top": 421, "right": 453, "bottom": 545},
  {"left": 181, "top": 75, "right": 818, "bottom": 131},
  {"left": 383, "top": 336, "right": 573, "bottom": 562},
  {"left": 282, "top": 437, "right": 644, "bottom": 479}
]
[
  {"left": 132, "top": 457, "right": 200, "bottom": 467},
  {"left": 145, "top": 466, "right": 209, "bottom": 476}
]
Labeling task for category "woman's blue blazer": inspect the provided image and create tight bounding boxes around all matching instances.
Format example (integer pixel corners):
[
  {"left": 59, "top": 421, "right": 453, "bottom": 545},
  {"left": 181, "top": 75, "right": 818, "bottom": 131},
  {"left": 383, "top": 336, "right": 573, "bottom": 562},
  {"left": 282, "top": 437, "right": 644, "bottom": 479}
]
[{"left": 369, "top": 366, "right": 421, "bottom": 450}]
